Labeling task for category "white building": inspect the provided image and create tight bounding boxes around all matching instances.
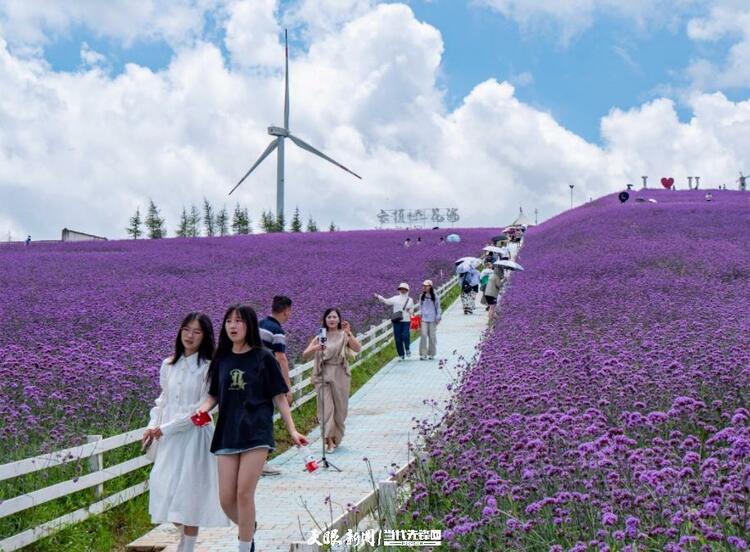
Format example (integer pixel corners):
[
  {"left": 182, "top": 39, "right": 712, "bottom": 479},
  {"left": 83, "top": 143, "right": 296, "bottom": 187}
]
[{"left": 61, "top": 228, "right": 107, "bottom": 242}]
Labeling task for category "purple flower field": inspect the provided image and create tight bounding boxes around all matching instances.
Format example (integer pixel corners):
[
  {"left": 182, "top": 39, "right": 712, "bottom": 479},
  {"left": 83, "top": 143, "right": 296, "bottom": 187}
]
[
  {"left": 0, "top": 229, "right": 493, "bottom": 459},
  {"left": 406, "top": 191, "right": 750, "bottom": 550}
]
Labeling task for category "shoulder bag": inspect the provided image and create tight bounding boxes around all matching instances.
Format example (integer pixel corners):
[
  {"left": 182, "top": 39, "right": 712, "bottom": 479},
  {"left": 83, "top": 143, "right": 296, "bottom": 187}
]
[{"left": 390, "top": 296, "right": 410, "bottom": 322}]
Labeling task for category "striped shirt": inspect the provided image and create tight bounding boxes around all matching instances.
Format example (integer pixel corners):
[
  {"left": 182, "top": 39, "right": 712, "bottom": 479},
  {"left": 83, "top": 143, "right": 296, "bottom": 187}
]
[{"left": 259, "top": 316, "right": 286, "bottom": 354}]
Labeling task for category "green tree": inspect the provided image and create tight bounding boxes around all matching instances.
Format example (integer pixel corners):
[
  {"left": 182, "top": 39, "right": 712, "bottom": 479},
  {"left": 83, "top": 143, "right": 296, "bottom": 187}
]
[
  {"left": 243, "top": 208, "right": 252, "bottom": 234},
  {"left": 290, "top": 207, "right": 302, "bottom": 232},
  {"left": 275, "top": 211, "right": 285, "bottom": 233},
  {"left": 144, "top": 199, "right": 166, "bottom": 239},
  {"left": 203, "top": 198, "right": 215, "bottom": 236},
  {"left": 260, "top": 210, "right": 276, "bottom": 233},
  {"left": 216, "top": 205, "right": 229, "bottom": 236},
  {"left": 231, "top": 203, "right": 244, "bottom": 234},
  {"left": 306, "top": 216, "right": 318, "bottom": 232},
  {"left": 176, "top": 207, "right": 189, "bottom": 237},
  {"left": 126, "top": 207, "right": 143, "bottom": 239},
  {"left": 188, "top": 204, "right": 201, "bottom": 237}
]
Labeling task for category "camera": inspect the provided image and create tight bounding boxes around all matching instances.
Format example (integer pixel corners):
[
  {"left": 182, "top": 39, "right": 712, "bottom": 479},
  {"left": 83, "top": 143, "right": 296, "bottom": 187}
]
[{"left": 318, "top": 327, "right": 327, "bottom": 346}]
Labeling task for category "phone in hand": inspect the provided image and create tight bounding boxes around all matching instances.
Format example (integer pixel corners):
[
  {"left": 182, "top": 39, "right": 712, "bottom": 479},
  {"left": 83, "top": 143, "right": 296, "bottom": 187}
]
[
  {"left": 318, "top": 328, "right": 327, "bottom": 347},
  {"left": 141, "top": 435, "right": 154, "bottom": 453},
  {"left": 191, "top": 411, "right": 211, "bottom": 426}
]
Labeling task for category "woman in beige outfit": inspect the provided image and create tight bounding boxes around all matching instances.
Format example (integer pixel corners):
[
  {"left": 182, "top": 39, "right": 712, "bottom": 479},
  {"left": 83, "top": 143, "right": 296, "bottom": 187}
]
[
  {"left": 483, "top": 266, "right": 505, "bottom": 317},
  {"left": 302, "top": 308, "right": 361, "bottom": 453}
]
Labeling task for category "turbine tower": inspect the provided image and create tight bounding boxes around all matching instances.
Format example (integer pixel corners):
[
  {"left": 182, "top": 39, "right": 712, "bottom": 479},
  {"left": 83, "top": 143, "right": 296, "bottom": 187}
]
[{"left": 229, "top": 29, "right": 362, "bottom": 222}]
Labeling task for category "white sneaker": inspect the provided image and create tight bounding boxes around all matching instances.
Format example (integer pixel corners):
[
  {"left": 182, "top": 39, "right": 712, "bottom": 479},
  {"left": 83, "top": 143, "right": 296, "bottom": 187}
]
[
  {"left": 420, "top": 356, "right": 427, "bottom": 360},
  {"left": 261, "top": 462, "right": 281, "bottom": 476}
]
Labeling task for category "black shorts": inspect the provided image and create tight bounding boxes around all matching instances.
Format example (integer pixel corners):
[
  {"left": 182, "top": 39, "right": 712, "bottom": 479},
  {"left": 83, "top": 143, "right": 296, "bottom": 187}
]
[{"left": 485, "top": 295, "right": 497, "bottom": 305}]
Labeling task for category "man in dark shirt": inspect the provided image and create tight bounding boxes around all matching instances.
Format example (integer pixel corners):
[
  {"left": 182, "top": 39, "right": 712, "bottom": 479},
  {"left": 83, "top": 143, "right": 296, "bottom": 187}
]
[
  {"left": 259, "top": 296, "right": 293, "bottom": 406},
  {"left": 259, "top": 296, "right": 293, "bottom": 476}
]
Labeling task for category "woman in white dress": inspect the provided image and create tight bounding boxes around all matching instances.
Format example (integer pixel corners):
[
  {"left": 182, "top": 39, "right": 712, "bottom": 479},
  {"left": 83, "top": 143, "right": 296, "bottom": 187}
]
[{"left": 143, "top": 312, "right": 229, "bottom": 552}]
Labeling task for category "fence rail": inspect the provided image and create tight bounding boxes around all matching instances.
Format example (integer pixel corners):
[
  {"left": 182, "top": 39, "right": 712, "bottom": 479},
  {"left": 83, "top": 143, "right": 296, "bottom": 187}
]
[
  {"left": 289, "top": 455, "right": 420, "bottom": 552},
  {"left": 0, "top": 277, "right": 458, "bottom": 551}
]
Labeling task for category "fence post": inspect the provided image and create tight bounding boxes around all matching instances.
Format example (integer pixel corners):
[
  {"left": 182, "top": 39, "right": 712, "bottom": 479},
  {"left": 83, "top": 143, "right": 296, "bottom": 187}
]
[
  {"left": 291, "top": 363, "right": 299, "bottom": 401},
  {"left": 378, "top": 480, "right": 398, "bottom": 527},
  {"left": 86, "top": 435, "right": 103, "bottom": 498}
]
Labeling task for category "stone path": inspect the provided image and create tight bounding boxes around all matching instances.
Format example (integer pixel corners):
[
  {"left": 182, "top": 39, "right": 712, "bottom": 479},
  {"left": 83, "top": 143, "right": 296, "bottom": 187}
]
[{"left": 128, "top": 291, "right": 490, "bottom": 551}]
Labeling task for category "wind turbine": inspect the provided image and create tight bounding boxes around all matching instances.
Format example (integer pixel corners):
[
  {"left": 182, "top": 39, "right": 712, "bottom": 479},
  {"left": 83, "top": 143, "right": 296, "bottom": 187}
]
[
  {"left": 229, "top": 29, "right": 362, "bottom": 222},
  {"left": 737, "top": 171, "right": 747, "bottom": 191}
]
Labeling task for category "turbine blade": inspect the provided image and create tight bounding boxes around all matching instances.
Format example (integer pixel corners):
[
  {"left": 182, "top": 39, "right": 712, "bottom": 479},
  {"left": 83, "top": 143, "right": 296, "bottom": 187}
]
[
  {"left": 229, "top": 138, "right": 279, "bottom": 195},
  {"left": 284, "top": 29, "right": 289, "bottom": 130},
  {"left": 288, "top": 134, "right": 362, "bottom": 179}
]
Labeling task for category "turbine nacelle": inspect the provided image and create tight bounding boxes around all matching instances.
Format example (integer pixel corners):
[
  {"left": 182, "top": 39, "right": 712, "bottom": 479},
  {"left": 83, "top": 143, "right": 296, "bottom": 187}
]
[{"left": 268, "top": 126, "right": 289, "bottom": 137}]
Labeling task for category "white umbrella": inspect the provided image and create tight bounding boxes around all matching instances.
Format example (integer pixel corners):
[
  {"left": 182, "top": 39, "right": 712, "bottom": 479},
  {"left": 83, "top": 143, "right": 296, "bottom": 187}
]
[
  {"left": 446, "top": 233, "right": 461, "bottom": 243},
  {"left": 494, "top": 259, "right": 524, "bottom": 271},
  {"left": 483, "top": 246, "right": 505, "bottom": 254},
  {"left": 455, "top": 256, "right": 481, "bottom": 267}
]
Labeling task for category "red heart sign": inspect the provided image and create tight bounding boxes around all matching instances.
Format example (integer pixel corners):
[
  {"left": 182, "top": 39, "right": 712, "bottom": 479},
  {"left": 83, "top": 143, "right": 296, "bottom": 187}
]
[{"left": 661, "top": 177, "right": 674, "bottom": 189}]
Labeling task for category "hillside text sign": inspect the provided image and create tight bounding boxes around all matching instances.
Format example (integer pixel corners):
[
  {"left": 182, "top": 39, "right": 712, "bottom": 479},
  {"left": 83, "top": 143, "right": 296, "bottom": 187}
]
[{"left": 377, "top": 208, "right": 459, "bottom": 228}]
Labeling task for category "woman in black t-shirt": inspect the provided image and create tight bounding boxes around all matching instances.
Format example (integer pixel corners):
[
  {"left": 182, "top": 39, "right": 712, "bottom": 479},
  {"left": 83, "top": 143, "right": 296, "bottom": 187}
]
[{"left": 197, "top": 304, "right": 307, "bottom": 552}]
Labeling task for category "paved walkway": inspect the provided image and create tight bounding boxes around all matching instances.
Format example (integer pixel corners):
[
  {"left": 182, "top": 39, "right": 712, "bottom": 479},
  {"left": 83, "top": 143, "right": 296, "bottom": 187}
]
[{"left": 128, "top": 294, "right": 490, "bottom": 552}]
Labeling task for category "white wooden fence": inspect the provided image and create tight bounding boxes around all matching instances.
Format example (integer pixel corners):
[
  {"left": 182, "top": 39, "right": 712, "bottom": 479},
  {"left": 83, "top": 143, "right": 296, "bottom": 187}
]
[{"left": 0, "top": 277, "right": 457, "bottom": 551}]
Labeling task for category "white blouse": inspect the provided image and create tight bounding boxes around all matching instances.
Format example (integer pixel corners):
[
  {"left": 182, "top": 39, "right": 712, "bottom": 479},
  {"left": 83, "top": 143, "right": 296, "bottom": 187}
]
[{"left": 147, "top": 353, "right": 211, "bottom": 436}]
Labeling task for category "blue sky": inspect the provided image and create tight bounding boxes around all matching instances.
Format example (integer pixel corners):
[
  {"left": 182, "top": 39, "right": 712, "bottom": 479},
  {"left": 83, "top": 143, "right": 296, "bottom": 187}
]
[
  {"left": 2, "top": 0, "right": 748, "bottom": 239},
  {"left": 38, "top": 0, "right": 743, "bottom": 144}
]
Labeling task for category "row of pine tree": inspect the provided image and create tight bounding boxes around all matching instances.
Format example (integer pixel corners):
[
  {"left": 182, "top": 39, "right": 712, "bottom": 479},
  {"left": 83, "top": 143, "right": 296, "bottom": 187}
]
[{"left": 126, "top": 199, "right": 336, "bottom": 239}]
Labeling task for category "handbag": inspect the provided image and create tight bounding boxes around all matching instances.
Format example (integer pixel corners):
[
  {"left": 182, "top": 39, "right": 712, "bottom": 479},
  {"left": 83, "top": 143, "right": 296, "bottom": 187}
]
[
  {"left": 390, "top": 296, "right": 410, "bottom": 322},
  {"left": 144, "top": 365, "right": 168, "bottom": 462},
  {"left": 409, "top": 314, "right": 421, "bottom": 330},
  {"left": 143, "top": 414, "right": 161, "bottom": 462}
]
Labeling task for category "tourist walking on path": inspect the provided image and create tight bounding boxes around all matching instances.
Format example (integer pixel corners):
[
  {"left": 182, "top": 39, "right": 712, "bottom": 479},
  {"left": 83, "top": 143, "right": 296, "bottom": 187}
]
[
  {"left": 483, "top": 266, "right": 505, "bottom": 317},
  {"left": 458, "top": 265, "right": 480, "bottom": 314},
  {"left": 197, "top": 305, "right": 307, "bottom": 552},
  {"left": 479, "top": 262, "right": 493, "bottom": 295},
  {"left": 302, "top": 309, "right": 361, "bottom": 453},
  {"left": 418, "top": 280, "right": 441, "bottom": 360},
  {"left": 143, "top": 312, "right": 229, "bottom": 552},
  {"left": 375, "top": 283, "right": 415, "bottom": 360},
  {"left": 258, "top": 295, "right": 293, "bottom": 477}
]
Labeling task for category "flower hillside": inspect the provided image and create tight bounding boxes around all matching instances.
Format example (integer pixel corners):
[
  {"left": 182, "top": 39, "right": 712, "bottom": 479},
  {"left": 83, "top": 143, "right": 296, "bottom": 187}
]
[
  {"left": 0, "top": 228, "right": 493, "bottom": 458},
  {"left": 405, "top": 190, "right": 750, "bottom": 551}
]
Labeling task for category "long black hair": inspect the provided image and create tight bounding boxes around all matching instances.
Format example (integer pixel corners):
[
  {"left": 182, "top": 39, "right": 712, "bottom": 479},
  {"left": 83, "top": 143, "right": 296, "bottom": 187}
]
[
  {"left": 207, "top": 304, "right": 263, "bottom": 383},
  {"left": 321, "top": 308, "right": 343, "bottom": 330},
  {"left": 170, "top": 312, "right": 214, "bottom": 365},
  {"left": 420, "top": 287, "right": 436, "bottom": 304}
]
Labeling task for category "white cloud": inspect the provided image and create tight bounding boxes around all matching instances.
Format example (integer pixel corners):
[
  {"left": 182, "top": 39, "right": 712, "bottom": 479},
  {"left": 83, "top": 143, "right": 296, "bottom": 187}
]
[
  {"left": 686, "top": 0, "right": 750, "bottom": 89},
  {"left": 601, "top": 93, "right": 750, "bottom": 187},
  {"left": 0, "top": 0, "right": 222, "bottom": 50},
  {"left": 224, "top": 0, "right": 281, "bottom": 68},
  {"left": 475, "top": 0, "right": 696, "bottom": 43},
  {"left": 509, "top": 71, "right": 534, "bottom": 87},
  {"left": 0, "top": 2, "right": 749, "bottom": 241},
  {"left": 285, "top": 0, "right": 375, "bottom": 38},
  {"left": 476, "top": 0, "right": 750, "bottom": 93},
  {"left": 80, "top": 42, "right": 106, "bottom": 67}
]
